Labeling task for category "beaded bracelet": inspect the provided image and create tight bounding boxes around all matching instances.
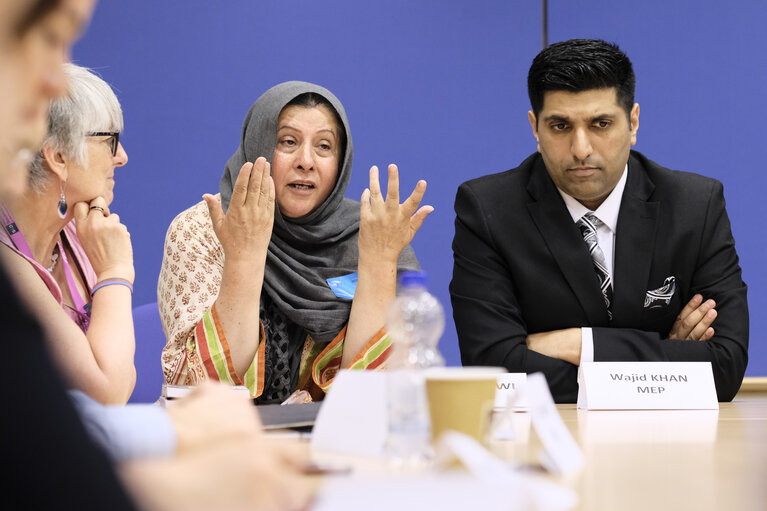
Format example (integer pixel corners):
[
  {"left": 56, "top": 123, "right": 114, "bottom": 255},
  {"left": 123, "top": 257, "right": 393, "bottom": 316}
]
[{"left": 91, "top": 277, "right": 134, "bottom": 296}]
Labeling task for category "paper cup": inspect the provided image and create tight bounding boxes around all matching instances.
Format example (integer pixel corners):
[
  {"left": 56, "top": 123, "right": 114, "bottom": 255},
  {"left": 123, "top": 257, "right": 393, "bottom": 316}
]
[{"left": 424, "top": 367, "right": 506, "bottom": 443}]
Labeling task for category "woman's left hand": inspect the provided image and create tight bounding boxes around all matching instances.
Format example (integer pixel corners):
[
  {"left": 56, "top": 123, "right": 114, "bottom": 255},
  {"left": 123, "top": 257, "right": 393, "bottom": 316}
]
[{"left": 358, "top": 164, "right": 433, "bottom": 262}]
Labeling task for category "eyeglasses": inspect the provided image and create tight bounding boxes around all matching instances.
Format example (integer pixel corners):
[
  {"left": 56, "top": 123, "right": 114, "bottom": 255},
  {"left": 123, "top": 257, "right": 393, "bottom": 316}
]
[{"left": 87, "top": 131, "right": 120, "bottom": 156}]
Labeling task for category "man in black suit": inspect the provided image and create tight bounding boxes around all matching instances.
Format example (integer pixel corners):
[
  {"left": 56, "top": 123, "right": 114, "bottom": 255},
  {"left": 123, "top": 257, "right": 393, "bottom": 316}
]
[{"left": 451, "top": 39, "right": 748, "bottom": 402}]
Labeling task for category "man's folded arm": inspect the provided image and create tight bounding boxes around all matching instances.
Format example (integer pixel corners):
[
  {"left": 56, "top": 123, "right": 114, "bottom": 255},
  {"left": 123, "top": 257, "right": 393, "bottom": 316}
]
[
  {"left": 451, "top": 183, "right": 580, "bottom": 402},
  {"left": 592, "top": 182, "right": 748, "bottom": 401}
]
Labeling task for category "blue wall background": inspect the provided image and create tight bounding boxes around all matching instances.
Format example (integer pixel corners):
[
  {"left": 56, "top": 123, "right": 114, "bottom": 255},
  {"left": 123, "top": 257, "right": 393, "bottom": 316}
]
[{"left": 73, "top": 1, "right": 765, "bottom": 382}]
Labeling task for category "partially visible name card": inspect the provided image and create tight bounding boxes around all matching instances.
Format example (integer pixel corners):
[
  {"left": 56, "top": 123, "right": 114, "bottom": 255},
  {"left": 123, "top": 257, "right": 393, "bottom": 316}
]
[
  {"left": 493, "top": 373, "right": 528, "bottom": 410},
  {"left": 527, "top": 373, "right": 584, "bottom": 475},
  {"left": 311, "top": 370, "right": 388, "bottom": 457},
  {"left": 577, "top": 362, "right": 718, "bottom": 410}
]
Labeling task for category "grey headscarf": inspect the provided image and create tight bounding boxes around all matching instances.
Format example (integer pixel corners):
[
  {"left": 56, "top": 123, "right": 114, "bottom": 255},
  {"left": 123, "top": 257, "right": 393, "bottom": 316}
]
[{"left": 220, "top": 81, "right": 419, "bottom": 348}]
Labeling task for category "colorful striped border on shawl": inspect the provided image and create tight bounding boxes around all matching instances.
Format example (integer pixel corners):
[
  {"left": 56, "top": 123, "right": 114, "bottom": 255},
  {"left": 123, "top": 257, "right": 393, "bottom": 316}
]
[
  {"left": 312, "top": 327, "right": 391, "bottom": 392},
  {"left": 193, "top": 305, "right": 266, "bottom": 397},
  {"left": 244, "top": 323, "right": 266, "bottom": 398}
]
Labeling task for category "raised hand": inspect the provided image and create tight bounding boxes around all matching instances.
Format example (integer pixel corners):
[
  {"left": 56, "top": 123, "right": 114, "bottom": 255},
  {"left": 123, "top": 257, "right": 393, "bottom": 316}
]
[
  {"left": 204, "top": 157, "right": 275, "bottom": 263},
  {"left": 668, "top": 294, "right": 717, "bottom": 341},
  {"left": 204, "top": 158, "right": 275, "bottom": 376},
  {"left": 358, "top": 164, "right": 433, "bottom": 262},
  {"left": 74, "top": 195, "right": 134, "bottom": 282}
]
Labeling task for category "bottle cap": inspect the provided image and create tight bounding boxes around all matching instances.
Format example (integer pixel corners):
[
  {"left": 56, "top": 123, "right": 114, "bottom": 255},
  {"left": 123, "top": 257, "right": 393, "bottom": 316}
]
[{"left": 399, "top": 270, "right": 427, "bottom": 288}]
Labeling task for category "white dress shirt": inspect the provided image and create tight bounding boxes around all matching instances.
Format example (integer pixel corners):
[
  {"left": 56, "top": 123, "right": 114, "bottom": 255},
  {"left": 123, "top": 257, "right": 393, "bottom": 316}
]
[{"left": 556, "top": 164, "right": 628, "bottom": 366}]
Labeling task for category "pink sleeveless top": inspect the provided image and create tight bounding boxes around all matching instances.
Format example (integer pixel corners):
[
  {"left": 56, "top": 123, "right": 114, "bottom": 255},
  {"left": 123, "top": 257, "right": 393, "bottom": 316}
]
[{"left": 0, "top": 220, "right": 97, "bottom": 331}]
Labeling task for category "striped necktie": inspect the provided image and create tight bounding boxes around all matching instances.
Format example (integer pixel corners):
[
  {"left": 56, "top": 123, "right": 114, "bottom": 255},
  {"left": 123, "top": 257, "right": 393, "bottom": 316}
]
[{"left": 576, "top": 213, "right": 613, "bottom": 320}]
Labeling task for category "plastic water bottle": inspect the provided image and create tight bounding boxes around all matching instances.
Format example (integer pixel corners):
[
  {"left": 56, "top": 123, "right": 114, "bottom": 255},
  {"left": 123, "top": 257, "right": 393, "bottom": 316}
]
[
  {"left": 386, "top": 271, "right": 446, "bottom": 369},
  {"left": 384, "top": 271, "right": 445, "bottom": 466}
]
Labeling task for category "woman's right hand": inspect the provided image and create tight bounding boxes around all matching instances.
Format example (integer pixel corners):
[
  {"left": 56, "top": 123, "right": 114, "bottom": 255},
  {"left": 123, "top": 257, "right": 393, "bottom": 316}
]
[
  {"left": 74, "top": 196, "right": 134, "bottom": 282},
  {"left": 203, "top": 158, "right": 275, "bottom": 376},
  {"left": 204, "top": 157, "right": 275, "bottom": 264}
]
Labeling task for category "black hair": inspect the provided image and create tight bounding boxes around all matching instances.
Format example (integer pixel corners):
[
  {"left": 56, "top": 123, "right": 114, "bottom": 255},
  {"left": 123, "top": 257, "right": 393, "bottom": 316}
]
[
  {"left": 14, "top": 0, "right": 61, "bottom": 37},
  {"left": 283, "top": 92, "right": 347, "bottom": 161},
  {"left": 527, "top": 39, "right": 635, "bottom": 121}
]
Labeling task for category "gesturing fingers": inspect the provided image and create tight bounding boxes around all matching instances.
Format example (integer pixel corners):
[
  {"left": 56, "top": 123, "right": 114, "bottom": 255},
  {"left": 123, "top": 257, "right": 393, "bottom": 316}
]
[
  {"left": 360, "top": 188, "right": 371, "bottom": 216},
  {"left": 265, "top": 172, "right": 276, "bottom": 208},
  {"left": 368, "top": 165, "right": 382, "bottom": 203},
  {"left": 203, "top": 194, "right": 225, "bottom": 233},
  {"left": 257, "top": 158, "right": 274, "bottom": 207},
  {"left": 402, "top": 179, "right": 427, "bottom": 217},
  {"left": 231, "top": 161, "right": 254, "bottom": 208},
  {"left": 358, "top": 163, "right": 433, "bottom": 260},
  {"left": 410, "top": 205, "right": 434, "bottom": 234},
  {"left": 385, "top": 164, "right": 400, "bottom": 206},
  {"left": 246, "top": 157, "right": 268, "bottom": 205}
]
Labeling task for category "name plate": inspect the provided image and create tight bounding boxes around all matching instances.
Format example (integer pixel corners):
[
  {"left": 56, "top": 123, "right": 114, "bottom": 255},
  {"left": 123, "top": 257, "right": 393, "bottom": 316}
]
[
  {"left": 493, "top": 373, "right": 528, "bottom": 410},
  {"left": 577, "top": 362, "right": 718, "bottom": 410},
  {"left": 311, "top": 370, "right": 388, "bottom": 457}
]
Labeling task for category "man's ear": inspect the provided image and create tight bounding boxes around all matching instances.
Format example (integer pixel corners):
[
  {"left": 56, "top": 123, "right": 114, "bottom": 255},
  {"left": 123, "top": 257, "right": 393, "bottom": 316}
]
[
  {"left": 527, "top": 110, "right": 541, "bottom": 152},
  {"left": 629, "top": 103, "right": 640, "bottom": 146},
  {"left": 41, "top": 143, "right": 68, "bottom": 182}
]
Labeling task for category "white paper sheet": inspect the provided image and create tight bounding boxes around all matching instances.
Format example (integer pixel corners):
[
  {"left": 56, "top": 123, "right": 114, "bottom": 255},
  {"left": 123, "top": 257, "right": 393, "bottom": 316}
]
[{"left": 310, "top": 370, "right": 388, "bottom": 457}]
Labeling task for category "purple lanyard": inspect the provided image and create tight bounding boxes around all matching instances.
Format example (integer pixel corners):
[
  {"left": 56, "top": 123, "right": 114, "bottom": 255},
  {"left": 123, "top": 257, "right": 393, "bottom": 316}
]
[{"left": 1, "top": 206, "right": 91, "bottom": 329}]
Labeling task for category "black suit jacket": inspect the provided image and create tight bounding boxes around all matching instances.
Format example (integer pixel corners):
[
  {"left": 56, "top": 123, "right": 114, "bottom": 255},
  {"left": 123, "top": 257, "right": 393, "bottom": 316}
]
[{"left": 451, "top": 151, "right": 749, "bottom": 402}]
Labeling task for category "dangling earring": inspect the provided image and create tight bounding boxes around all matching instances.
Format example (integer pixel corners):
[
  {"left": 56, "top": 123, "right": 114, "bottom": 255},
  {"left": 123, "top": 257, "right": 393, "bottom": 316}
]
[{"left": 57, "top": 182, "right": 68, "bottom": 219}]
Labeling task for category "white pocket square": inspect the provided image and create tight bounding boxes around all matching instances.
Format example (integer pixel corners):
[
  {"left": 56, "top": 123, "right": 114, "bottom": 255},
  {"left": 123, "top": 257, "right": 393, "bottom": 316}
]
[{"left": 644, "top": 276, "right": 676, "bottom": 309}]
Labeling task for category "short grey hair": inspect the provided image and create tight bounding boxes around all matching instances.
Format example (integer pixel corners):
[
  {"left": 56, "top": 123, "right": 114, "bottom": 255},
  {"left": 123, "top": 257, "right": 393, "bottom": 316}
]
[{"left": 28, "top": 63, "right": 124, "bottom": 192}]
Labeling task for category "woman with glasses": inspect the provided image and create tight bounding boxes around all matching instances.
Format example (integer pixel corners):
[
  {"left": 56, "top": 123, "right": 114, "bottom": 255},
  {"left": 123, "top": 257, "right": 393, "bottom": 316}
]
[
  {"left": 0, "top": 62, "right": 135, "bottom": 405},
  {"left": 160, "top": 81, "right": 432, "bottom": 403}
]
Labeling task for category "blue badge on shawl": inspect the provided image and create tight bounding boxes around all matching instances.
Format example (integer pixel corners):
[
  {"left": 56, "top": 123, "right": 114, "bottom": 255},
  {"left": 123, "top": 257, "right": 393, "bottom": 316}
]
[{"left": 326, "top": 272, "right": 358, "bottom": 300}]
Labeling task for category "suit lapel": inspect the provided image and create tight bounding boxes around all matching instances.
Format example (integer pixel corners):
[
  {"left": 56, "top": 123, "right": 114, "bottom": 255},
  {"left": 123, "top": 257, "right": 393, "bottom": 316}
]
[
  {"left": 612, "top": 154, "right": 659, "bottom": 326},
  {"left": 526, "top": 158, "right": 610, "bottom": 325}
]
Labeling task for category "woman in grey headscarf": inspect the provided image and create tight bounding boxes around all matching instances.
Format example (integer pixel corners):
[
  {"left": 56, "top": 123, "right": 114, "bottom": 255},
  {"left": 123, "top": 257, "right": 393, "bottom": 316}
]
[{"left": 160, "top": 81, "right": 432, "bottom": 403}]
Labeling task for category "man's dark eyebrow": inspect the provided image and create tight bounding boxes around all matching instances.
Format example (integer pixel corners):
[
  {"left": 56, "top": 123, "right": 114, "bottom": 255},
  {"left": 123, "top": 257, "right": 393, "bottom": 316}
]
[
  {"left": 590, "top": 113, "right": 616, "bottom": 121},
  {"left": 543, "top": 114, "right": 569, "bottom": 123},
  {"left": 543, "top": 113, "right": 617, "bottom": 123}
]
